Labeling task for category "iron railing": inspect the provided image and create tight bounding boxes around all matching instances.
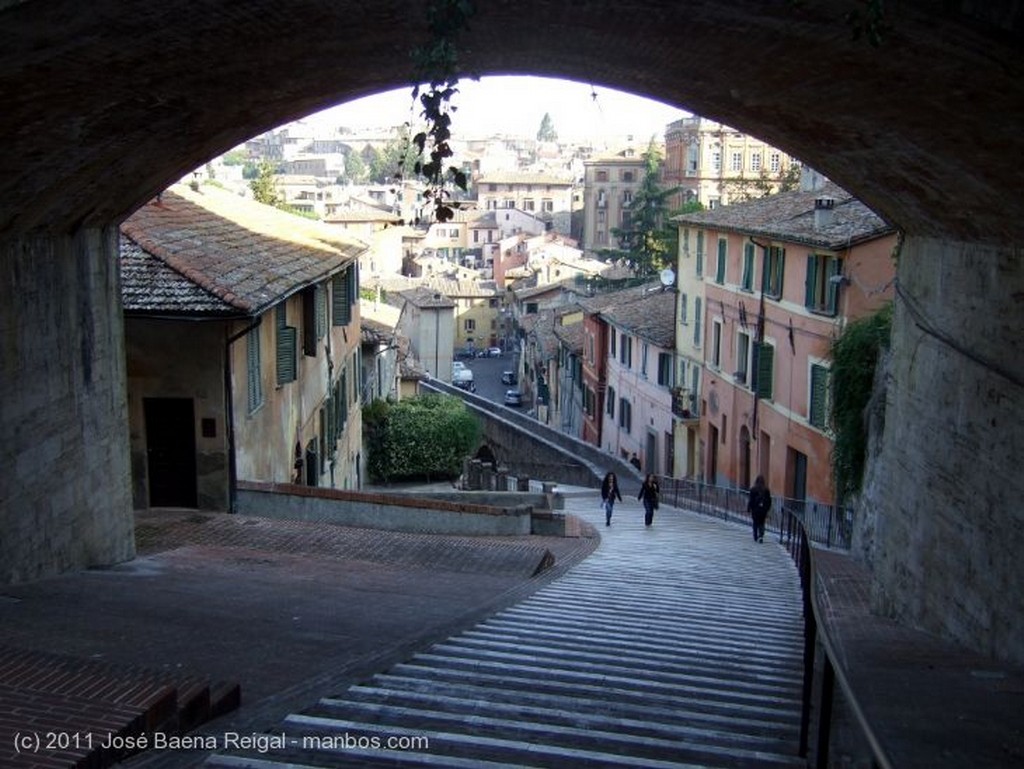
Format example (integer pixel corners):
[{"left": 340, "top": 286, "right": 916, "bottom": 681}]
[
  {"left": 655, "top": 476, "right": 854, "bottom": 550},
  {"left": 779, "top": 508, "right": 893, "bottom": 769}
]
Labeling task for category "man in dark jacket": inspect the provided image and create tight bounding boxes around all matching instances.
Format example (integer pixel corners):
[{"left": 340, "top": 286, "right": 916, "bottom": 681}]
[{"left": 747, "top": 475, "right": 771, "bottom": 543}]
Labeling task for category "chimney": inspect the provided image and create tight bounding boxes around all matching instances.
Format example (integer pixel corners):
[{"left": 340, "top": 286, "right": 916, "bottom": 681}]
[{"left": 814, "top": 196, "right": 836, "bottom": 229}]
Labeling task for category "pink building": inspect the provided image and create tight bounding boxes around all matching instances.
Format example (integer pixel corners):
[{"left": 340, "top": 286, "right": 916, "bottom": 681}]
[{"left": 675, "top": 182, "right": 896, "bottom": 506}]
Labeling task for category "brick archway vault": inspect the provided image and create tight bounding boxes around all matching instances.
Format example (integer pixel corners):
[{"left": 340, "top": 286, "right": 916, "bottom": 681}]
[{"left": 1, "top": 1, "right": 1022, "bottom": 663}]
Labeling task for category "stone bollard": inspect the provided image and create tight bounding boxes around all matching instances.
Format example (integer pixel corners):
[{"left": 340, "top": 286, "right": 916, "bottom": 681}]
[
  {"left": 496, "top": 466, "right": 509, "bottom": 491},
  {"left": 516, "top": 476, "right": 531, "bottom": 492}
]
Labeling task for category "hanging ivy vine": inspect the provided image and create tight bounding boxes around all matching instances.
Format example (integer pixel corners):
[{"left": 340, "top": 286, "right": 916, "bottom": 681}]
[
  {"left": 402, "top": 0, "right": 474, "bottom": 223},
  {"left": 829, "top": 302, "right": 893, "bottom": 500}
]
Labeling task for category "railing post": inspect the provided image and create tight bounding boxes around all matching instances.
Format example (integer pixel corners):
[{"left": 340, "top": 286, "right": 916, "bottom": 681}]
[
  {"left": 816, "top": 654, "right": 836, "bottom": 769},
  {"left": 799, "top": 529, "right": 815, "bottom": 758}
]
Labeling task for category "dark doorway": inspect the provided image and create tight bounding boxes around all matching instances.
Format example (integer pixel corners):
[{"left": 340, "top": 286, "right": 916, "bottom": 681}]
[
  {"left": 739, "top": 426, "right": 751, "bottom": 490},
  {"left": 788, "top": 447, "right": 808, "bottom": 514},
  {"left": 144, "top": 397, "right": 197, "bottom": 508}
]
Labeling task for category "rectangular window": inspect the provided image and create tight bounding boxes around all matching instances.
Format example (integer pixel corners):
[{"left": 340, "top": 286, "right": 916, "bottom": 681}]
[
  {"left": 246, "top": 326, "right": 262, "bottom": 413},
  {"left": 275, "top": 303, "right": 297, "bottom": 385},
  {"left": 641, "top": 343, "right": 649, "bottom": 378},
  {"left": 741, "top": 243, "right": 755, "bottom": 291},
  {"left": 657, "top": 352, "right": 673, "bottom": 386},
  {"left": 770, "top": 153, "right": 781, "bottom": 173},
  {"left": 753, "top": 341, "right": 775, "bottom": 400},
  {"left": 736, "top": 331, "right": 751, "bottom": 385},
  {"left": 763, "top": 246, "right": 785, "bottom": 299},
  {"left": 464, "top": 318, "right": 476, "bottom": 332},
  {"left": 302, "top": 286, "right": 319, "bottom": 357},
  {"left": 711, "top": 152, "right": 721, "bottom": 172},
  {"left": 696, "top": 231, "right": 705, "bottom": 277},
  {"left": 681, "top": 227, "right": 690, "bottom": 258},
  {"left": 693, "top": 297, "right": 702, "bottom": 347},
  {"left": 619, "top": 397, "right": 632, "bottom": 433},
  {"left": 609, "top": 330, "right": 617, "bottom": 358},
  {"left": 711, "top": 320, "right": 722, "bottom": 368},
  {"left": 751, "top": 152, "right": 762, "bottom": 172},
  {"left": 620, "top": 334, "right": 632, "bottom": 368},
  {"left": 606, "top": 386, "right": 616, "bottom": 418},
  {"left": 679, "top": 292, "right": 688, "bottom": 325},
  {"left": 805, "top": 254, "right": 843, "bottom": 315},
  {"left": 809, "top": 363, "right": 831, "bottom": 429},
  {"left": 715, "top": 238, "right": 727, "bottom": 284},
  {"left": 730, "top": 151, "right": 742, "bottom": 172}
]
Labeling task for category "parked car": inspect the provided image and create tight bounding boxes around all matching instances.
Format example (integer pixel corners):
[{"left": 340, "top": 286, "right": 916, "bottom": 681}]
[
  {"left": 452, "top": 361, "right": 467, "bottom": 373},
  {"left": 454, "top": 378, "right": 476, "bottom": 393},
  {"left": 501, "top": 371, "right": 517, "bottom": 385},
  {"left": 486, "top": 347, "right": 502, "bottom": 358},
  {"left": 504, "top": 390, "right": 523, "bottom": 407}
]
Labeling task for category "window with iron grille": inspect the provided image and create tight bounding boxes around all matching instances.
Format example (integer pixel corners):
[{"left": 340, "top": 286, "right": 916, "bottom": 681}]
[
  {"left": 246, "top": 326, "right": 262, "bottom": 413},
  {"left": 805, "top": 254, "right": 843, "bottom": 316}
]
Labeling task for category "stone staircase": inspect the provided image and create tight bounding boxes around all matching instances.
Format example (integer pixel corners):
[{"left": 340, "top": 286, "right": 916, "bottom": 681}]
[
  {"left": 0, "top": 645, "right": 240, "bottom": 768},
  {"left": 202, "top": 498, "right": 806, "bottom": 768}
]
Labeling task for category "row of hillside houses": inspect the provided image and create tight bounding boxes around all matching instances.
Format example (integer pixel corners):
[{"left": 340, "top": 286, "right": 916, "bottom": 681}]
[
  {"left": 512, "top": 178, "right": 896, "bottom": 508},
  {"left": 122, "top": 174, "right": 894, "bottom": 514}
]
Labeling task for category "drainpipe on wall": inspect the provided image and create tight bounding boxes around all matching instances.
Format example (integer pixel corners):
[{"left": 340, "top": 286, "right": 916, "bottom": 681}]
[
  {"left": 224, "top": 316, "right": 262, "bottom": 514},
  {"left": 748, "top": 236, "right": 771, "bottom": 467}
]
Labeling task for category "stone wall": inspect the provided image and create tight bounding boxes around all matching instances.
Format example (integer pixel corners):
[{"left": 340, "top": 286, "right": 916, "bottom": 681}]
[
  {"left": 859, "top": 236, "right": 1024, "bottom": 664},
  {"left": 236, "top": 481, "right": 534, "bottom": 536},
  {"left": 0, "top": 231, "right": 135, "bottom": 583}
]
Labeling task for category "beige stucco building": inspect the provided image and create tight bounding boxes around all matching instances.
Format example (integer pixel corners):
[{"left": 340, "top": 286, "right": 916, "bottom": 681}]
[{"left": 121, "top": 184, "right": 366, "bottom": 509}]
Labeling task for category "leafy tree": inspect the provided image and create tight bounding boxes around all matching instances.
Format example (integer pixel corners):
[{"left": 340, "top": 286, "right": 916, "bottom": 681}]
[
  {"left": 607, "top": 138, "right": 679, "bottom": 277},
  {"left": 537, "top": 112, "right": 558, "bottom": 142},
  {"left": 221, "top": 149, "right": 248, "bottom": 166},
  {"left": 829, "top": 303, "right": 893, "bottom": 500},
  {"left": 342, "top": 148, "right": 368, "bottom": 184},
  {"left": 249, "top": 159, "right": 282, "bottom": 206},
  {"left": 363, "top": 394, "right": 481, "bottom": 483}
]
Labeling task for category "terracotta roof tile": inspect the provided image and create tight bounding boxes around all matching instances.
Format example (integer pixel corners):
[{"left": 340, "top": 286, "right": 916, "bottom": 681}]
[{"left": 120, "top": 185, "right": 365, "bottom": 316}]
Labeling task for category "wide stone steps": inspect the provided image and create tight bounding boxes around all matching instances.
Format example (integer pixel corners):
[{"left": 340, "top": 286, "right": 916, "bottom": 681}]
[{"left": 203, "top": 498, "right": 806, "bottom": 768}]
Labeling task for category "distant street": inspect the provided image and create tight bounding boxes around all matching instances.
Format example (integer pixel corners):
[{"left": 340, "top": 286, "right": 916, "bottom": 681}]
[{"left": 455, "top": 351, "right": 528, "bottom": 408}]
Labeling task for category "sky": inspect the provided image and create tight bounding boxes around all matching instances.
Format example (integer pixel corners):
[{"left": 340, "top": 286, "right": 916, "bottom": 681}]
[{"left": 302, "top": 76, "right": 691, "bottom": 141}]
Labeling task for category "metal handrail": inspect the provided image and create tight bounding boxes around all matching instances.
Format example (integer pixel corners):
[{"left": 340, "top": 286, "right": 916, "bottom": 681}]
[
  {"left": 779, "top": 507, "right": 894, "bottom": 769},
  {"left": 654, "top": 476, "right": 853, "bottom": 550}
]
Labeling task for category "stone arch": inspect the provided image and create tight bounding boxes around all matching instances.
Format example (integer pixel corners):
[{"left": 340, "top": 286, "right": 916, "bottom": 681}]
[{"left": 2, "top": 1, "right": 1023, "bottom": 663}]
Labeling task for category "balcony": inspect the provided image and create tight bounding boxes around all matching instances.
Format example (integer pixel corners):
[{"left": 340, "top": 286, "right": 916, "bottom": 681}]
[{"left": 671, "top": 388, "right": 699, "bottom": 422}]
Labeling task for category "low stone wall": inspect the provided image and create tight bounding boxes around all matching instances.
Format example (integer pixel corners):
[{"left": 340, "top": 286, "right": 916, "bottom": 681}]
[{"left": 236, "top": 481, "right": 536, "bottom": 536}]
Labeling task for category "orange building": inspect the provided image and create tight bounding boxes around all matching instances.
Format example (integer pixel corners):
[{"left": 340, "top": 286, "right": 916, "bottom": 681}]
[{"left": 675, "top": 182, "right": 896, "bottom": 506}]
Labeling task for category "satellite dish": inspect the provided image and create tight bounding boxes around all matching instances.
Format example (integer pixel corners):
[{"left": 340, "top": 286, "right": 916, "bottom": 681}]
[{"left": 659, "top": 268, "right": 676, "bottom": 287}]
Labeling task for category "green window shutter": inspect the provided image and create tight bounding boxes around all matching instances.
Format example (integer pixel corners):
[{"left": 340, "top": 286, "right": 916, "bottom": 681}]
[
  {"left": 275, "top": 304, "right": 297, "bottom": 385},
  {"left": 805, "top": 254, "right": 818, "bottom": 309},
  {"left": 693, "top": 297, "right": 702, "bottom": 346},
  {"left": 742, "top": 244, "right": 754, "bottom": 290},
  {"left": 716, "top": 239, "right": 727, "bottom": 283},
  {"left": 696, "top": 233, "right": 704, "bottom": 277},
  {"left": 339, "top": 370, "right": 348, "bottom": 426},
  {"left": 754, "top": 342, "right": 774, "bottom": 400},
  {"left": 332, "top": 269, "right": 351, "bottom": 326},
  {"left": 810, "top": 364, "right": 829, "bottom": 429}
]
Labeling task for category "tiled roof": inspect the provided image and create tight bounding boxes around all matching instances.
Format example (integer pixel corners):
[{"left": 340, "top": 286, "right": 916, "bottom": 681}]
[
  {"left": 599, "top": 286, "right": 676, "bottom": 349},
  {"left": 120, "top": 239, "right": 238, "bottom": 315},
  {"left": 552, "top": 314, "right": 585, "bottom": 353},
  {"left": 399, "top": 285, "right": 456, "bottom": 309},
  {"left": 577, "top": 280, "right": 661, "bottom": 315},
  {"left": 673, "top": 182, "right": 895, "bottom": 249},
  {"left": 120, "top": 185, "right": 366, "bottom": 316}
]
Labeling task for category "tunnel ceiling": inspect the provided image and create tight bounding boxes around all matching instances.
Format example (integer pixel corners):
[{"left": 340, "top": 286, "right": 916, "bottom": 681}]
[{"left": 1, "top": 0, "right": 1022, "bottom": 243}]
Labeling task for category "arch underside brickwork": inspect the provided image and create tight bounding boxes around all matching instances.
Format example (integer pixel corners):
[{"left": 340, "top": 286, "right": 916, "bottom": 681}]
[{"left": 1, "top": 1, "right": 1022, "bottom": 663}]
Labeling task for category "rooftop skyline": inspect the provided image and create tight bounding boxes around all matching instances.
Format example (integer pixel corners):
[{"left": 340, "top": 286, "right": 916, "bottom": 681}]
[{"left": 298, "top": 76, "right": 692, "bottom": 142}]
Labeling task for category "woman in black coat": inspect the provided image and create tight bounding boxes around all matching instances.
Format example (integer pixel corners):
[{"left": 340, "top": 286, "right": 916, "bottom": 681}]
[{"left": 638, "top": 474, "right": 660, "bottom": 527}]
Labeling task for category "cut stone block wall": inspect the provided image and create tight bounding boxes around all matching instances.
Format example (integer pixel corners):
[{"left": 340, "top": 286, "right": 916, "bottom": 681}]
[
  {"left": 858, "top": 236, "right": 1024, "bottom": 664},
  {"left": 0, "top": 231, "right": 135, "bottom": 583}
]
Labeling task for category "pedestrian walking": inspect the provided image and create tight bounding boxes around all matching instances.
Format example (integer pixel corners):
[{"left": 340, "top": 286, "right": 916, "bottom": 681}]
[
  {"left": 601, "top": 471, "right": 622, "bottom": 527},
  {"left": 638, "top": 473, "right": 660, "bottom": 527},
  {"left": 747, "top": 475, "right": 772, "bottom": 542}
]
